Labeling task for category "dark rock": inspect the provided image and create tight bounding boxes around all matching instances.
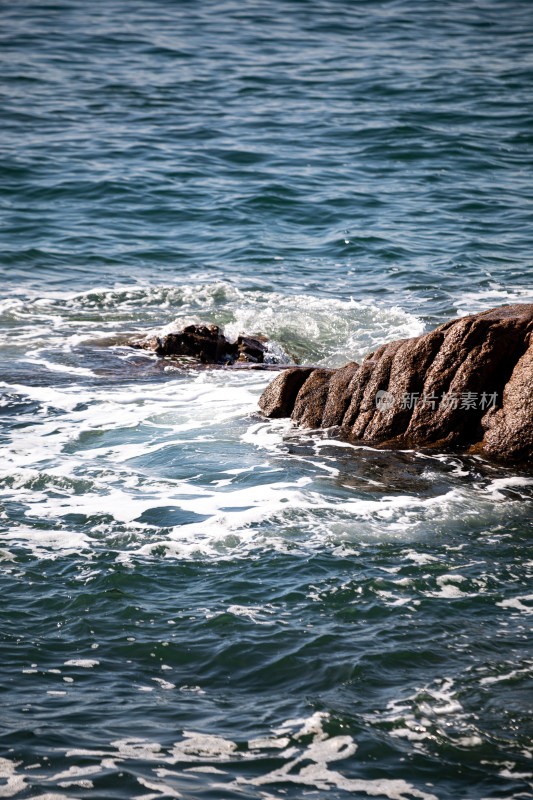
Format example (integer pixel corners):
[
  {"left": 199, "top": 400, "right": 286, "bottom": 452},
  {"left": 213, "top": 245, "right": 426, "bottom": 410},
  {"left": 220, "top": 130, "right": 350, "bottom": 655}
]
[
  {"left": 321, "top": 361, "right": 360, "bottom": 428},
  {"left": 361, "top": 329, "right": 444, "bottom": 443},
  {"left": 235, "top": 334, "right": 268, "bottom": 363},
  {"left": 258, "top": 303, "right": 533, "bottom": 462},
  {"left": 128, "top": 324, "right": 267, "bottom": 365},
  {"left": 258, "top": 367, "right": 316, "bottom": 418},
  {"left": 480, "top": 330, "right": 533, "bottom": 461},
  {"left": 291, "top": 369, "right": 334, "bottom": 428},
  {"left": 348, "top": 339, "right": 406, "bottom": 440},
  {"left": 158, "top": 324, "right": 228, "bottom": 363}
]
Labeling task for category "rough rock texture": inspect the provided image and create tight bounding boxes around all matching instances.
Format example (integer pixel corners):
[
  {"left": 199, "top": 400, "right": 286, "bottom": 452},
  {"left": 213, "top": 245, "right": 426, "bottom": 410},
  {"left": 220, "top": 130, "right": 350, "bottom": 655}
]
[
  {"left": 480, "top": 335, "right": 533, "bottom": 461},
  {"left": 321, "top": 362, "right": 361, "bottom": 428},
  {"left": 129, "top": 324, "right": 267, "bottom": 365},
  {"left": 291, "top": 369, "right": 334, "bottom": 428},
  {"left": 258, "top": 304, "right": 533, "bottom": 462},
  {"left": 258, "top": 367, "right": 316, "bottom": 418}
]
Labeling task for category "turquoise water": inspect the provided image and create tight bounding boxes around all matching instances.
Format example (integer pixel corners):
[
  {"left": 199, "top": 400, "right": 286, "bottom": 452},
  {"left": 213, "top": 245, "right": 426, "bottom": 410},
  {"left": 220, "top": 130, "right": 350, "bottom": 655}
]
[{"left": 1, "top": 2, "right": 533, "bottom": 798}]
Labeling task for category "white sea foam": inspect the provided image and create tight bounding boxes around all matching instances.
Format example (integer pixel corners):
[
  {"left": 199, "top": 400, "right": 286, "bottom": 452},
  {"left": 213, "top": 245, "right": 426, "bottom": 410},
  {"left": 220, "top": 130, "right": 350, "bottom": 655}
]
[
  {"left": 64, "top": 659, "right": 99, "bottom": 668},
  {"left": 183, "top": 765, "right": 227, "bottom": 774},
  {"left": 366, "top": 676, "right": 483, "bottom": 751},
  {"left": 51, "top": 766, "right": 102, "bottom": 781},
  {"left": 0, "top": 282, "right": 423, "bottom": 374},
  {"left": 152, "top": 677, "right": 176, "bottom": 690},
  {"left": 453, "top": 286, "right": 533, "bottom": 317},
  {"left": 46, "top": 713, "right": 437, "bottom": 799},
  {"left": 136, "top": 775, "right": 182, "bottom": 797},
  {"left": 428, "top": 573, "right": 472, "bottom": 599},
  {"left": 1, "top": 280, "right": 532, "bottom": 565},
  {"left": 22, "top": 356, "right": 96, "bottom": 378},
  {"left": 3, "top": 389, "right": 532, "bottom": 560},
  {"left": 496, "top": 594, "right": 533, "bottom": 615},
  {"left": 477, "top": 475, "right": 533, "bottom": 502},
  {"left": 0, "top": 758, "right": 26, "bottom": 798},
  {"left": 239, "top": 711, "right": 437, "bottom": 799},
  {"left": 480, "top": 664, "right": 532, "bottom": 685},
  {"left": 226, "top": 605, "right": 277, "bottom": 625},
  {"left": 0, "top": 281, "right": 424, "bottom": 365}
]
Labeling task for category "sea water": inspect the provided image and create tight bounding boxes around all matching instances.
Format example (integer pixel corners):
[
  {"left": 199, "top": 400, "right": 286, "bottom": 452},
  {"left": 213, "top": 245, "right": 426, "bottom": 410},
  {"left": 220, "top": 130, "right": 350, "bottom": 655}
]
[{"left": 1, "top": 2, "right": 532, "bottom": 798}]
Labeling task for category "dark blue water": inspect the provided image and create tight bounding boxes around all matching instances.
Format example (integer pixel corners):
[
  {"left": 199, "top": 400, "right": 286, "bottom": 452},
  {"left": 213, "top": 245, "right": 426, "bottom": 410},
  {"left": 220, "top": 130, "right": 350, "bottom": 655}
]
[{"left": 1, "top": 2, "right": 532, "bottom": 798}]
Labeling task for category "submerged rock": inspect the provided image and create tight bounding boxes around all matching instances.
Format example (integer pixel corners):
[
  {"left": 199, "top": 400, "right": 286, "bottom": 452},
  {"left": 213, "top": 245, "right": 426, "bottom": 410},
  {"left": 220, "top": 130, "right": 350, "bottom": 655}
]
[
  {"left": 258, "top": 304, "right": 533, "bottom": 462},
  {"left": 128, "top": 324, "right": 268, "bottom": 365}
]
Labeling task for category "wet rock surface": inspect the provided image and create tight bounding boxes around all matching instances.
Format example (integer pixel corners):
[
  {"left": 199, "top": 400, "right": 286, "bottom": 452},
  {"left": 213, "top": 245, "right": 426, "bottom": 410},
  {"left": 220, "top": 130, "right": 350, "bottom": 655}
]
[
  {"left": 258, "top": 367, "right": 317, "bottom": 417},
  {"left": 291, "top": 369, "right": 334, "bottom": 429},
  {"left": 128, "top": 324, "right": 268, "bottom": 366},
  {"left": 258, "top": 304, "right": 533, "bottom": 462}
]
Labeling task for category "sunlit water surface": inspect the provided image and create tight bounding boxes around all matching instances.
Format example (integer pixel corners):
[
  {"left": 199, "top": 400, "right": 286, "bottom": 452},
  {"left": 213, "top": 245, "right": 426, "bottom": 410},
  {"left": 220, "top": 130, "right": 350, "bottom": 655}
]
[{"left": 1, "top": 2, "right": 533, "bottom": 799}]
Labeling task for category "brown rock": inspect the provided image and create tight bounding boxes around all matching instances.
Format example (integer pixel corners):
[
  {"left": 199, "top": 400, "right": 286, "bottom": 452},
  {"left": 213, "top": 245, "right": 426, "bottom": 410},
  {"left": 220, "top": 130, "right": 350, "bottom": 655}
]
[
  {"left": 341, "top": 359, "right": 379, "bottom": 429},
  {"left": 480, "top": 332, "right": 533, "bottom": 460},
  {"left": 258, "top": 367, "right": 316, "bottom": 418},
  {"left": 363, "top": 328, "right": 444, "bottom": 443},
  {"left": 257, "top": 303, "right": 533, "bottom": 462},
  {"left": 401, "top": 306, "right": 533, "bottom": 449},
  {"left": 349, "top": 339, "right": 406, "bottom": 440},
  {"left": 321, "top": 362, "right": 360, "bottom": 428},
  {"left": 291, "top": 369, "right": 334, "bottom": 428}
]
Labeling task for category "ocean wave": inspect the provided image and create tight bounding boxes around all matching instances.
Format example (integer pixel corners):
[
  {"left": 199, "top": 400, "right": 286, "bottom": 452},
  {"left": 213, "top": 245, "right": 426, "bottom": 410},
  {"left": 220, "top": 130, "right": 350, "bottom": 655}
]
[
  {"left": 0, "top": 281, "right": 423, "bottom": 367},
  {"left": 0, "top": 712, "right": 439, "bottom": 800},
  {"left": 1, "top": 369, "right": 532, "bottom": 563}
]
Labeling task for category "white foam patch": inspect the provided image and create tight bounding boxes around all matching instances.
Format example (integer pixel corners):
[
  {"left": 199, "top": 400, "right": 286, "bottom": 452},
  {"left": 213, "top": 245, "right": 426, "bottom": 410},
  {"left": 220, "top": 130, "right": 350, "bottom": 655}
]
[
  {"left": 226, "top": 605, "right": 277, "bottom": 625},
  {"left": 22, "top": 356, "right": 96, "bottom": 378},
  {"left": 483, "top": 476, "right": 533, "bottom": 501},
  {"left": 0, "top": 280, "right": 423, "bottom": 367},
  {"left": 248, "top": 737, "right": 291, "bottom": 750},
  {"left": 430, "top": 584, "right": 468, "bottom": 599},
  {"left": 136, "top": 775, "right": 182, "bottom": 798},
  {"left": 496, "top": 594, "right": 533, "bottom": 615},
  {"left": 168, "top": 732, "right": 238, "bottom": 762},
  {"left": 498, "top": 767, "right": 533, "bottom": 779},
  {"left": 404, "top": 551, "right": 440, "bottom": 565},
  {"left": 2, "top": 280, "right": 532, "bottom": 563},
  {"left": 4, "top": 426, "right": 532, "bottom": 560},
  {"left": 152, "top": 677, "right": 176, "bottom": 690},
  {"left": 219, "top": 290, "right": 424, "bottom": 366},
  {"left": 183, "top": 765, "right": 227, "bottom": 774},
  {"left": 455, "top": 736, "right": 483, "bottom": 747},
  {"left": 28, "top": 795, "right": 78, "bottom": 800},
  {"left": 52, "top": 765, "right": 102, "bottom": 781},
  {"left": 49, "top": 714, "right": 439, "bottom": 799},
  {"left": 453, "top": 286, "right": 533, "bottom": 317},
  {"left": 239, "top": 711, "right": 437, "bottom": 799},
  {"left": 480, "top": 665, "right": 532, "bottom": 685},
  {"left": 0, "top": 371, "right": 271, "bottom": 487},
  {"left": 0, "top": 757, "right": 26, "bottom": 798},
  {"left": 58, "top": 780, "right": 94, "bottom": 790},
  {"left": 365, "top": 677, "right": 485, "bottom": 751},
  {"left": 428, "top": 574, "right": 472, "bottom": 600},
  {"left": 64, "top": 659, "right": 99, "bottom": 668},
  {"left": 110, "top": 739, "right": 163, "bottom": 759},
  {"left": 3, "top": 528, "right": 92, "bottom": 559}
]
